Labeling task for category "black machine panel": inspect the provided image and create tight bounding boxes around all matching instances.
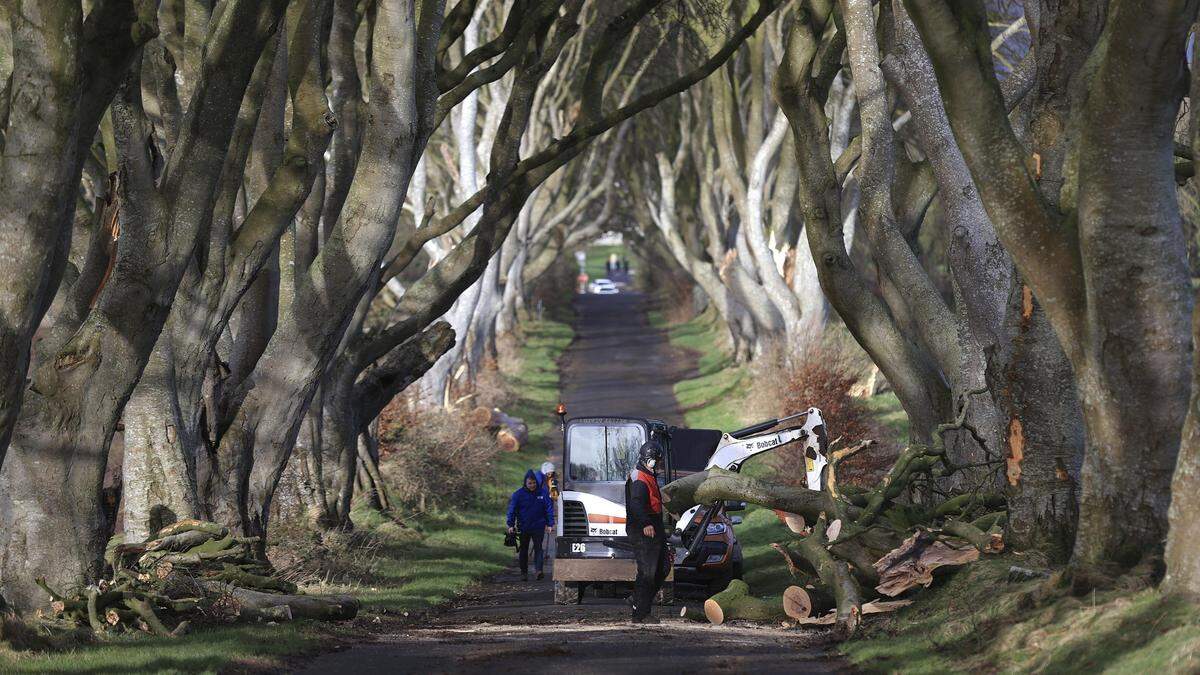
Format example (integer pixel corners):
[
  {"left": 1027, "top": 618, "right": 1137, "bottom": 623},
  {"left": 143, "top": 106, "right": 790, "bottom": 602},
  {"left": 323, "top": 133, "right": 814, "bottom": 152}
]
[{"left": 669, "top": 427, "right": 723, "bottom": 474}]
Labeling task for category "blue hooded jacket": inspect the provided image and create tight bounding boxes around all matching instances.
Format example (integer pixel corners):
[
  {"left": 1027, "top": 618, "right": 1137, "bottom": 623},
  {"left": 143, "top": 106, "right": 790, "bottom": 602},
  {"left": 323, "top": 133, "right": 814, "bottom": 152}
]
[{"left": 507, "top": 469, "right": 554, "bottom": 531}]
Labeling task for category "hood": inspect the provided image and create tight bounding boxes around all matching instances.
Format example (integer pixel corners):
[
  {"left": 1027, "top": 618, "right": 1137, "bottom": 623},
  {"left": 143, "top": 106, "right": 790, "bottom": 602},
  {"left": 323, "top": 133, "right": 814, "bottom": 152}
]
[{"left": 524, "top": 468, "right": 541, "bottom": 489}]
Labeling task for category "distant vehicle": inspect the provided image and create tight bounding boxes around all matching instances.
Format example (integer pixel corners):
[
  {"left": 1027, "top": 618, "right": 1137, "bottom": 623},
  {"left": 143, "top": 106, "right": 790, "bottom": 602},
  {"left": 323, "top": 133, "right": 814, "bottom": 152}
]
[{"left": 587, "top": 279, "right": 619, "bottom": 295}]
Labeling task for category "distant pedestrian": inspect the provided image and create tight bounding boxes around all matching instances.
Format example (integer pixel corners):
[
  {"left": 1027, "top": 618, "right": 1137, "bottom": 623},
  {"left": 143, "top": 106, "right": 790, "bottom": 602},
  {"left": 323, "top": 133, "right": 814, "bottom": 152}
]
[{"left": 506, "top": 469, "right": 554, "bottom": 581}]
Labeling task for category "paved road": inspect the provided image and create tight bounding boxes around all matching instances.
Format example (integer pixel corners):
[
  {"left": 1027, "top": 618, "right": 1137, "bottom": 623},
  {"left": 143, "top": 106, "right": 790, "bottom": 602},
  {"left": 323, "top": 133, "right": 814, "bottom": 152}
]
[{"left": 299, "top": 293, "right": 847, "bottom": 674}]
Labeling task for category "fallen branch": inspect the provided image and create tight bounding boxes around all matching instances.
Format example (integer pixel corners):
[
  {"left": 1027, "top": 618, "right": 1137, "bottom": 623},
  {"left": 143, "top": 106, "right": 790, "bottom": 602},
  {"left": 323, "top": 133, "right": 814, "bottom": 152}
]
[{"left": 943, "top": 519, "right": 1004, "bottom": 554}]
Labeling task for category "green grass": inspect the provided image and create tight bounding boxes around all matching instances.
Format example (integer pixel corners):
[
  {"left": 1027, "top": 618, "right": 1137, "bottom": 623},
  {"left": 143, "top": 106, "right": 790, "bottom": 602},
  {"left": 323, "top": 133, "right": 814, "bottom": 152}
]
[
  {"left": 651, "top": 307, "right": 750, "bottom": 432},
  {"left": 1, "top": 624, "right": 328, "bottom": 674},
  {"left": 1, "top": 319, "right": 574, "bottom": 674}
]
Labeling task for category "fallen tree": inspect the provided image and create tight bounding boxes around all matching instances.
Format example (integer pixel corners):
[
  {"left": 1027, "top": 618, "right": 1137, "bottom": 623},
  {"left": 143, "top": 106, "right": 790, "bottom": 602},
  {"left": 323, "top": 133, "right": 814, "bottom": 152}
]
[{"left": 664, "top": 393, "right": 1007, "bottom": 639}]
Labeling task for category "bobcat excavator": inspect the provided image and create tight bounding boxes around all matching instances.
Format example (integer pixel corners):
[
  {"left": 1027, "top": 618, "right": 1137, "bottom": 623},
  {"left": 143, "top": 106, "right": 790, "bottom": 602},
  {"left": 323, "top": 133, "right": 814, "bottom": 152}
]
[{"left": 551, "top": 406, "right": 829, "bottom": 604}]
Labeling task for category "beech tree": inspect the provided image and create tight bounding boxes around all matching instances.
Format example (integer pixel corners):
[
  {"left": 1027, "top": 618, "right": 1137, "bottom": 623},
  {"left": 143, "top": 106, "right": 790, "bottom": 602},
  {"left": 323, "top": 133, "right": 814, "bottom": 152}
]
[{"left": 904, "top": 0, "right": 1197, "bottom": 578}]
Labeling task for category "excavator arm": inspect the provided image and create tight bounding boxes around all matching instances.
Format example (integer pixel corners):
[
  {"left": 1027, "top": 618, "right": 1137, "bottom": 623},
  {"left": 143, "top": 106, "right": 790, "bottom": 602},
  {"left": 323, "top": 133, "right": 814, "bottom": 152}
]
[{"left": 673, "top": 408, "right": 829, "bottom": 558}]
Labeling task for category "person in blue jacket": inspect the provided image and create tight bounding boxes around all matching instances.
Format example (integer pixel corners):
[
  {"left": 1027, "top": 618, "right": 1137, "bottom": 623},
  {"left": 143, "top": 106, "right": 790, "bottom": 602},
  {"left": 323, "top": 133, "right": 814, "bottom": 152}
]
[{"left": 506, "top": 469, "right": 555, "bottom": 580}]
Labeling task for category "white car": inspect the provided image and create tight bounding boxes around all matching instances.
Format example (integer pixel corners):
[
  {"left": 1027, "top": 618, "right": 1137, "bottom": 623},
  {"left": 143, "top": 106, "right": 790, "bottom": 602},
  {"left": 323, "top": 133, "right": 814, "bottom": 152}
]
[{"left": 588, "top": 279, "right": 619, "bottom": 295}]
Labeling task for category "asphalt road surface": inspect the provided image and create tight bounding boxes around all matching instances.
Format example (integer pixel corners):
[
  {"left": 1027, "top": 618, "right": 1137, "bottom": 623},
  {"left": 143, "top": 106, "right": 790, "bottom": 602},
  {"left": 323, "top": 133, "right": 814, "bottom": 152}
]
[{"left": 299, "top": 293, "right": 848, "bottom": 674}]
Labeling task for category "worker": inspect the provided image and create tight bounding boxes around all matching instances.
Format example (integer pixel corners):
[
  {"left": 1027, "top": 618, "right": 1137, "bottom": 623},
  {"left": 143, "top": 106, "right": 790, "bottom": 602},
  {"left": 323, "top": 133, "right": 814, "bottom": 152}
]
[
  {"left": 625, "top": 440, "right": 670, "bottom": 624},
  {"left": 506, "top": 469, "right": 554, "bottom": 581}
]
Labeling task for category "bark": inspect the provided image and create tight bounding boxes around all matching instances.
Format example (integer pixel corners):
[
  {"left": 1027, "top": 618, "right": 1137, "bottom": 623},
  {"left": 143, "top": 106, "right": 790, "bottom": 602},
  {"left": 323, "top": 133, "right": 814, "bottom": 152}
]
[
  {"left": 0, "top": 1, "right": 156, "bottom": 462},
  {"left": 1164, "top": 40, "right": 1200, "bottom": 598},
  {"left": 122, "top": 340, "right": 199, "bottom": 543}
]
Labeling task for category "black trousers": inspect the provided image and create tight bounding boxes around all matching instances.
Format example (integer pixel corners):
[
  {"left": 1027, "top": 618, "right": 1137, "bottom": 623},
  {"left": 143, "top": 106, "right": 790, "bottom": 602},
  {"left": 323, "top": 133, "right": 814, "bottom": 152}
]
[
  {"left": 630, "top": 533, "right": 669, "bottom": 618},
  {"left": 518, "top": 531, "right": 544, "bottom": 574}
]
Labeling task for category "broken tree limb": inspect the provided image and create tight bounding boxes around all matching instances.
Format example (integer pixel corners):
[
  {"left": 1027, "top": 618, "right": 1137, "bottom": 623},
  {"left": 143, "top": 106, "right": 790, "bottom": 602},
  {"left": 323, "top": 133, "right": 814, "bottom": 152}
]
[
  {"left": 771, "top": 542, "right": 811, "bottom": 579},
  {"left": 793, "top": 514, "right": 863, "bottom": 639},
  {"left": 663, "top": 467, "right": 856, "bottom": 522},
  {"left": 703, "top": 579, "right": 786, "bottom": 624},
  {"left": 874, "top": 529, "right": 980, "bottom": 597},
  {"left": 124, "top": 597, "right": 172, "bottom": 637},
  {"left": 146, "top": 528, "right": 224, "bottom": 552},
  {"left": 931, "top": 492, "right": 1005, "bottom": 519},
  {"left": 943, "top": 519, "right": 1005, "bottom": 554},
  {"left": 153, "top": 520, "right": 229, "bottom": 539}
]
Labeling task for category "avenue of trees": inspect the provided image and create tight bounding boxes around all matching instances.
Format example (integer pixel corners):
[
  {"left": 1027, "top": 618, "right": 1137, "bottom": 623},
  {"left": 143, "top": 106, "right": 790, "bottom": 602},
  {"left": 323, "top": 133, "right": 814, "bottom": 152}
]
[{"left": 0, "top": 0, "right": 1198, "bottom": 620}]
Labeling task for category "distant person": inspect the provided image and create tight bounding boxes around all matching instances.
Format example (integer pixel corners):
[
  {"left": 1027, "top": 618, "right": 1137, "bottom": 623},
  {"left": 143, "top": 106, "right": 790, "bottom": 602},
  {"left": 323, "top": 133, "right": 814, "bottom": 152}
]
[
  {"left": 537, "top": 461, "right": 558, "bottom": 501},
  {"left": 506, "top": 469, "right": 554, "bottom": 581},
  {"left": 625, "top": 441, "right": 669, "bottom": 623}
]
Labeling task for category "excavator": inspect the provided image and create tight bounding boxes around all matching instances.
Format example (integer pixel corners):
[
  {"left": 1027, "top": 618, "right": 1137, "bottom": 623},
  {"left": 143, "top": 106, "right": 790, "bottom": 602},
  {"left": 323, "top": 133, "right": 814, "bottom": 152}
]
[{"left": 550, "top": 406, "right": 829, "bottom": 604}]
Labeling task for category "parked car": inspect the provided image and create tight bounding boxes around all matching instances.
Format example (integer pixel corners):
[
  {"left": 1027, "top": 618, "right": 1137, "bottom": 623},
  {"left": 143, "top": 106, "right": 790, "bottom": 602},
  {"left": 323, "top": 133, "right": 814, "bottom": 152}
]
[{"left": 587, "top": 278, "right": 619, "bottom": 295}]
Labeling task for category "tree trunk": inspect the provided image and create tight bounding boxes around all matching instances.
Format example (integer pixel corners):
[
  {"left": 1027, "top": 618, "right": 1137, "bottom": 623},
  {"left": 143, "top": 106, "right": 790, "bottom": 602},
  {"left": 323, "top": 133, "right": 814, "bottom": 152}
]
[{"left": 122, "top": 339, "right": 200, "bottom": 543}]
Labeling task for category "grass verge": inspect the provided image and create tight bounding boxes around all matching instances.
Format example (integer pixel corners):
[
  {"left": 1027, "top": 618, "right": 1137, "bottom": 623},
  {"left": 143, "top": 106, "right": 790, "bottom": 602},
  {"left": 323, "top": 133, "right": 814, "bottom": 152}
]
[{"left": 0, "top": 318, "right": 573, "bottom": 674}]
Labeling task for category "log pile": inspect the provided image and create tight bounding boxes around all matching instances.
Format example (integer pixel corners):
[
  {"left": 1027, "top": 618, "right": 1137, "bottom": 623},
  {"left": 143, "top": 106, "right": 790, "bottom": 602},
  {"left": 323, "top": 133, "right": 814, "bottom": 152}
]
[
  {"left": 35, "top": 519, "right": 358, "bottom": 637},
  {"left": 469, "top": 406, "right": 529, "bottom": 452},
  {"left": 665, "top": 392, "right": 1007, "bottom": 639}
]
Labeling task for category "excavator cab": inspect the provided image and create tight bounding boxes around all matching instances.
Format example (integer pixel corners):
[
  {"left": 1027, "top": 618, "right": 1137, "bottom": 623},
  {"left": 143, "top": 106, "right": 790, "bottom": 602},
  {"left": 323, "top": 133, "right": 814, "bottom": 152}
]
[{"left": 551, "top": 412, "right": 737, "bottom": 604}]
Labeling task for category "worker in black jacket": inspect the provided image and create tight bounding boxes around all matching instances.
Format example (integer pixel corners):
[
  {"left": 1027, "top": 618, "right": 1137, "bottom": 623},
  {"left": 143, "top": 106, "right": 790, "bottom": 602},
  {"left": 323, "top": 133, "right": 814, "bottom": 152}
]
[{"left": 625, "top": 440, "right": 670, "bottom": 624}]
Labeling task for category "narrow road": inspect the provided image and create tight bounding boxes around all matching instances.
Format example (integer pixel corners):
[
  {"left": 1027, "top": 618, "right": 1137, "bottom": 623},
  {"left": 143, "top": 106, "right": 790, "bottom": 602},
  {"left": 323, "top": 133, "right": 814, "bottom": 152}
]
[{"left": 300, "top": 293, "right": 845, "bottom": 674}]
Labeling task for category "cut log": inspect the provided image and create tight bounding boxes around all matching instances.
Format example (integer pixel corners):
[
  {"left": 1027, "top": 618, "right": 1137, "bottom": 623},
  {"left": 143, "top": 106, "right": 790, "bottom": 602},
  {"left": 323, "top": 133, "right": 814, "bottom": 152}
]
[
  {"left": 703, "top": 579, "right": 785, "bottom": 625},
  {"left": 874, "top": 530, "right": 980, "bottom": 597},
  {"left": 222, "top": 586, "right": 359, "bottom": 621},
  {"left": 782, "top": 585, "right": 836, "bottom": 619},
  {"left": 772, "top": 510, "right": 808, "bottom": 534},
  {"left": 467, "top": 406, "right": 494, "bottom": 427},
  {"left": 497, "top": 428, "right": 522, "bottom": 453},
  {"left": 491, "top": 409, "right": 528, "bottom": 452}
]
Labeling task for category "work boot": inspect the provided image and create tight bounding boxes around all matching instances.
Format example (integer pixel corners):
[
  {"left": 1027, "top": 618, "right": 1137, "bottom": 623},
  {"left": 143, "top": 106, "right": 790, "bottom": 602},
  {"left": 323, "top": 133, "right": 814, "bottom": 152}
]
[
  {"left": 631, "top": 615, "right": 659, "bottom": 624},
  {"left": 536, "top": 571, "right": 544, "bottom": 580},
  {"left": 521, "top": 573, "right": 528, "bottom": 581}
]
